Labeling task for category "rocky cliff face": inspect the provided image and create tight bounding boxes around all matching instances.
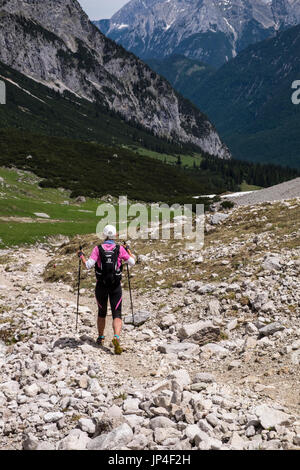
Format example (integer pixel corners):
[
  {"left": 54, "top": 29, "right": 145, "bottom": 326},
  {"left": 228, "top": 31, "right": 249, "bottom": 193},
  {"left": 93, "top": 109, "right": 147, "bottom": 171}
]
[
  {"left": 0, "top": 0, "right": 230, "bottom": 158},
  {"left": 95, "top": 0, "right": 300, "bottom": 67}
]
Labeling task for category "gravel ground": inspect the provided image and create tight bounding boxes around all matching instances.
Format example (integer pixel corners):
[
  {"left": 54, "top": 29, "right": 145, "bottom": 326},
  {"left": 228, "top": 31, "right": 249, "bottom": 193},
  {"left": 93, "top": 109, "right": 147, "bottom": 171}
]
[
  {"left": 225, "top": 178, "right": 300, "bottom": 206},
  {"left": 0, "top": 197, "right": 300, "bottom": 450}
]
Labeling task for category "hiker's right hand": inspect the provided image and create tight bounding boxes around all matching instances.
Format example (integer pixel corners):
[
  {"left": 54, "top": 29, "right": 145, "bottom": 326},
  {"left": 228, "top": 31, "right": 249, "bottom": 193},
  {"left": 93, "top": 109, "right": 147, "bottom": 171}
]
[
  {"left": 77, "top": 250, "right": 84, "bottom": 258},
  {"left": 123, "top": 241, "right": 131, "bottom": 252}
]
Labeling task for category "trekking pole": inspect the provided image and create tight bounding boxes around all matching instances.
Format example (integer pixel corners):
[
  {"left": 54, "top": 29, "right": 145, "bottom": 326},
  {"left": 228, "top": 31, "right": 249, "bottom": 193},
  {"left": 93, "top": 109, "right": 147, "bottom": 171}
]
[
  {"left": 76, "top": 245, "right": 83, "bottom": 333},
  {"left": 123, "top": 242, "right": 135, "bottom": 324},
  {"left": 126, "top": 264, "right": 135, "bottom": 325}
]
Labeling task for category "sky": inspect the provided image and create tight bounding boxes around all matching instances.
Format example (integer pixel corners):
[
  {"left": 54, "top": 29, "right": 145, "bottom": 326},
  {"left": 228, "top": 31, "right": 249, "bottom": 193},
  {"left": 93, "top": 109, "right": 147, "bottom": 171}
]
[{"left": 78, "top": 0, "right": 129, "bottom": 20}]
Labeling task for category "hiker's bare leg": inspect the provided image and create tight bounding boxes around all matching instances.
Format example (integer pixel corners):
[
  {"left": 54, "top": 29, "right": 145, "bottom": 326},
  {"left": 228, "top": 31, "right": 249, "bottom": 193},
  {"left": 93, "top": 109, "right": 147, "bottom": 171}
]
[
  {"left": 98, "top": 317, "right": 106, "bottom": 336},
  {"left": 113, "top": 318, "right": 122, "bottom": 337}
]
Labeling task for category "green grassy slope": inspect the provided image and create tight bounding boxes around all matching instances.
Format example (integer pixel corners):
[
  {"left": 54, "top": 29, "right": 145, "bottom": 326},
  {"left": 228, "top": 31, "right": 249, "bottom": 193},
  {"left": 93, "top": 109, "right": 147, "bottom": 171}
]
[
  {"left": 0, "top": 129, "right": 233, "bottom": 203},
  {"left": 0, "top": 166, "right": 101, "bottom": 247}
]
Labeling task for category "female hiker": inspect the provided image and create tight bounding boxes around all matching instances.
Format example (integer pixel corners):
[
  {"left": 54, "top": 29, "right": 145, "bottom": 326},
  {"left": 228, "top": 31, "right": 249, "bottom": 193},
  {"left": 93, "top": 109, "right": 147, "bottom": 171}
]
[{"left": 78, "top": 225, "right": 136, "bottom": 355}]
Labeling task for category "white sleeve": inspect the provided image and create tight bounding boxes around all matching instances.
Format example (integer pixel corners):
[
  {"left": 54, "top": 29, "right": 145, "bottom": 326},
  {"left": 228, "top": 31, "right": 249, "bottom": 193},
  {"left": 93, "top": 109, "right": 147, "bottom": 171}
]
[
  {"left": 86, "top": 258, "right": 96, "bottom": 270},
  {"left": 126, "top": 256, "right": 136, "bottom": 267}
]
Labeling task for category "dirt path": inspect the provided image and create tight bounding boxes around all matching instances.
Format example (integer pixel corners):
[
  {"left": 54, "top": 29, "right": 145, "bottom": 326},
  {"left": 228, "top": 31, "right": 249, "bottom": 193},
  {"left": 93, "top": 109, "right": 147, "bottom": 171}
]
[
  {"left": 9, "top": 247, "right": 161, "bottom": 384},
  {"left": 1, "top": 245, "right": 299, "bottom": 409}
]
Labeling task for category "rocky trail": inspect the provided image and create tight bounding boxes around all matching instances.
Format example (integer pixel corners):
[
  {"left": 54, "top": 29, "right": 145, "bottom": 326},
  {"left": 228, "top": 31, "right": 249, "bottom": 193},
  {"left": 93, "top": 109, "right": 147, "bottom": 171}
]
[{"left": 0, "top": 197, "right": 299, "bottom": 451}]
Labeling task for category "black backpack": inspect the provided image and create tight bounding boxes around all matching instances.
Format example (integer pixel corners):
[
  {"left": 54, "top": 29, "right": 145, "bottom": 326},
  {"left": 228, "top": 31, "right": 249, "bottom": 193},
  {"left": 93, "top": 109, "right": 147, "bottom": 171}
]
[{"left": 95, "top": 244, "right": 122, "bottom": 287}]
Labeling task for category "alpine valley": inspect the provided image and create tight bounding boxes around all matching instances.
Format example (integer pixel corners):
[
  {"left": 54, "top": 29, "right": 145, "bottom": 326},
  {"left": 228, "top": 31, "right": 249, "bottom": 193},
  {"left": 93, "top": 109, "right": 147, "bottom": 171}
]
[
  {"left": 146, "top": 26, "right": 300, "bottom": 169},
  {"left": 0, "top": 0, "right": 298, "bottom": 202},
  {"left": 0, "top": 0, "right": 230, "bottom": 158}
]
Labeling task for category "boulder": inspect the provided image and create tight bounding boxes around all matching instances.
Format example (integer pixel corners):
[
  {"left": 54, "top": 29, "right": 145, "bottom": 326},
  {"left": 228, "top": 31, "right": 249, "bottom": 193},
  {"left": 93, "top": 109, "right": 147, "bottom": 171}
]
[
  {"left": 185, "top": 424, "right": 201, "bottom": 442},
  {"left": 127, "top": 434, "right": 148, "bottom": 450},
  {"left": 193, "top": 373, "right": 216, "bottom": 384},
  {"left": 211, "top": 213, "right": 229, "bottom": 225},
  {"left": 198, "top": 284, "right": 215, "bottom": 294},
  {"left": 207, "top": 299, "right": 221, "bottom": 316},
  {"left": 124, "top": 310, "right": 150, "bottom": 327},
  {"left": 78, "top": 418, "right": 96, "bottom": 435},
  {"left": 123, "top": 398, "right": 142, "bottom": 415},
  {"left": 258, "top": 322, "right": 284, "bottom": 337},
  {"left": 154, "top": 427, "right": 181, "bottom": 445},
  {"left": 229, "top": 432, "right": 248, "bottom": 450},
  {"left": 201, "top": 343, "right": 228, "bottom": 358},
  {"left": 159, "top": 314, "right": 177, "bottom": 329},
  {"left": 158, "top": 342, "right": 199, "bottom": 355},
  {"left": 22, "top": 434, "right": 39, "bottom": 450},
  {"left": 58, "top": 429, "right": 91, "bottom": 450},
  {"left": 178, "top": 320, "right": 220, "bottom": 345},
  {"left": 251, "top": 292, "right": 269, "bottom": 311},
  {"left": 255, "top": 405, "right": 290, "bottom": 430},
  {"left": 262, "top": 256, "right": 281, "bottom": 271},
  {"left": 168, "top": 369, "right": 191, "bottom": 388},
  {"left": 24, "top": 383, "right": 40, "bottom": 398},
  {"left": 44, "top": 412, "right": 64, "bottom": 423},
  {"left": 87, "top": 423, "right": 133, "bottom": 450},
  {"left": 291, "top": 350, "right": 300, "bottom": 365},
  {"left": 75, "top": 196, "right": 86, "bottom": 204},
  {"left": 150, "top": 417, "right": 177, "bottom": 430},
  {"left": 1, "top": 380, "right": 20, "bottom": 400}
]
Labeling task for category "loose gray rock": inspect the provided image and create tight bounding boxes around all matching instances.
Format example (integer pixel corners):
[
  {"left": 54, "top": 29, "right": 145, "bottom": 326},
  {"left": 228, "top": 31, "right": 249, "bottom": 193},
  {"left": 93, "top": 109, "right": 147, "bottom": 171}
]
[
  {"left": 158, "top": 342, "right": 199, "bottom": 355},
  {"left": 75, "top": 196, "right": 86, "bottom": 204},
  {"left": 124, "top": 310, "right": 150, "bottom": 326},
  {"left": 150, "top": 417, "right": 177, "bottom": 430},
  {"left": 78, "top": 418, "right": 96, "bottom": 435},
  {"left": 193, "top": 373, "right": 216, "bottom": 384},
  {"left": 178, "top": 320, "right": 220, "bottom": 345},
  {"left": 207, "top": 299, "right": 221, "bottom": 316},
  {"left": 22, "top": 434, "right": 39, "bottom": 450},
  {"left": 87, "top": 423, "right": 133, "bottom": 450},
  {"left": 24, "top": 383, "right": 40, "bottom": 398},
  {"left": 201, "top": 343, "right": 229, "bottom": 358},
  {"left": 211, "top": 213, "right": 229, "bottom": 225},
  {"left": 262, "top": 257, "right": 282, "bottom": 271},
  {"left": 58, "top": 429, "right": 91, "bottom": 450},
  {"left": 255, "top": 405, "right": 290, "bottom": 430},
  {"left": 44, "top": 412, "right": 64, "bottom": 423},
  {"left": 154, "top": 427, "right": 181, "bottom": 444},
  {"left": 259, "top": 322, "right": 285, "bottom": 337},
  {"left": 168, "top": 369, "right": 191, "bottom": 388},
  {"left": 1, "top": 380, "right": 20, "bottom": 399}
]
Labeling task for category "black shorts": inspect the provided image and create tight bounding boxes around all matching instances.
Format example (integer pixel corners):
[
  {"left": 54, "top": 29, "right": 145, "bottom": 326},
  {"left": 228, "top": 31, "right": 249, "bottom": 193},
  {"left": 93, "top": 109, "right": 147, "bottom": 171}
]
[{"left": 95, "top": 281, "right": 122, "bottom": 320}]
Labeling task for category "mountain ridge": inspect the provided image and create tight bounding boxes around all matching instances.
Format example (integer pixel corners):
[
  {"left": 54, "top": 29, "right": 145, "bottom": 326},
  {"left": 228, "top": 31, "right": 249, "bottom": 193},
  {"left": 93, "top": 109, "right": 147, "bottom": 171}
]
[
  {"left": 95, "top": 0, "right": 300, "bottom": 67},
  {"left": 0, "top": 0, "right": 230, "bottom": 159}
]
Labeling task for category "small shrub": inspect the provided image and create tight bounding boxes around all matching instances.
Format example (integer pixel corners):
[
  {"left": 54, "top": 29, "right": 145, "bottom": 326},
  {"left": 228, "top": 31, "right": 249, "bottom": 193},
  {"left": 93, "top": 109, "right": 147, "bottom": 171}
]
[{"left": 221, "top": 200, "right": 235, "bottom": 210}]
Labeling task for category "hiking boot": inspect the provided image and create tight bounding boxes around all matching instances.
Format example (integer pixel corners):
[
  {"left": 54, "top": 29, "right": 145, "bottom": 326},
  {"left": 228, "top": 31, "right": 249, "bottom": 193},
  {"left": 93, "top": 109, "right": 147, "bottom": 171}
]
[
  {"left": 112, "top": 336, "right": 123, "bottom": 355},
  {"left": 96, "top": 336, "right": 105, "bottom": 346}
]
